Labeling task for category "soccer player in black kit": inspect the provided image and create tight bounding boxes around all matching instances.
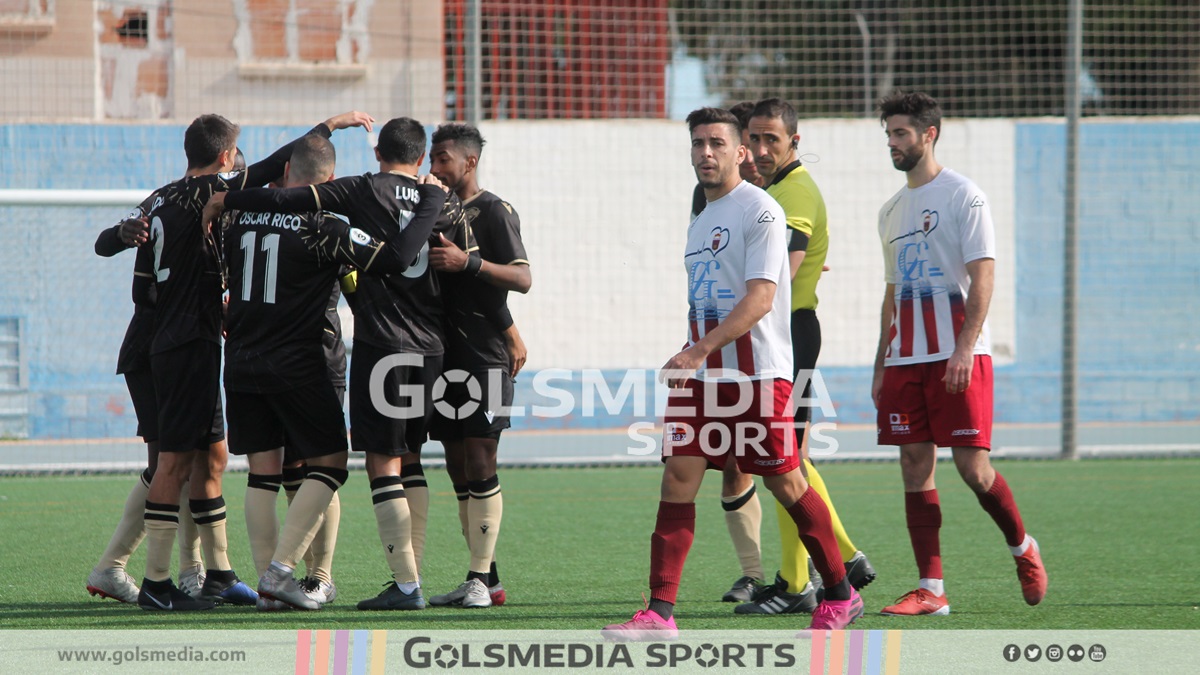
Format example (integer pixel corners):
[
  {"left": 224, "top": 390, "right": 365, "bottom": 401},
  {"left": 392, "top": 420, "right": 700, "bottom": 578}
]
[
  {"left": 131, "top": 110, "right": 373, "bottom": 611},
  {"left": 87, "top": 196, "right": 216, "bottom": 603},
  {"left": 426, "top": 123, "right": 531, "bottom": 609},
  {"left": 212, "top": 117, "right": 496, "bottom": 611},
  {"left": 213, "top": 133, "right": 449, "bottom": 610}
]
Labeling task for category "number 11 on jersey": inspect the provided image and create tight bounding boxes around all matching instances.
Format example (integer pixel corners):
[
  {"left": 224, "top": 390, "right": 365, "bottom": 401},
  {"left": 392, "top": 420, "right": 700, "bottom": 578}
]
[{"left": 239, "top": 231, "right": 280, "bottom": 304}]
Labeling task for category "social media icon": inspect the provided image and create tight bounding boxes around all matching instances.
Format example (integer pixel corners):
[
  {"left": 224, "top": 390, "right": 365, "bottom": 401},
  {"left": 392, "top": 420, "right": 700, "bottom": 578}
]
[
  {"left": 1089, "top": 645, "right": 1107, "bottom": 663},
  {"left": 1025, "top": 645, "right": 1042, "bottom": 662},
  {"left": 1067, "top": 645, "right": 1086, "bottom": 662},
  {"left": 1003, "top": 644, "right": 1021, "bottom": 663},
  {"left": 1046, "top": 645, "right": 1063, "bottom": 662}
]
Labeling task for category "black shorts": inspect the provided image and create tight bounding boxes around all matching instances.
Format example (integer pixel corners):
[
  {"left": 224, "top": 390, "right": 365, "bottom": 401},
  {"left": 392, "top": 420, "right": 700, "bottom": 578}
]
[
  {"left": 428, "top": 368, "right": 513, "bottom": 441},
  {"left": 227, "top": 380, "right": 348, "bottom": 460},
  {"left": 124, "top": 367, "right": 159, "bottom": 443},
  {"left": 283, "top": 385, "right": 345, "bottom": 465},
  {"left": 791, "top": 308, "right": 822, "bottom": 436},
  {"left": 349, "top": 342, "right": 442, "bottom": 457},
  {"left": 150, "top": 341, "right": 225, "bottom": 453}
]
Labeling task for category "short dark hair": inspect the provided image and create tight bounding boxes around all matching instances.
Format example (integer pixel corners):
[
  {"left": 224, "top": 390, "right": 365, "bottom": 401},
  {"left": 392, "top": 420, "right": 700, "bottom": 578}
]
[
  {"left": 233, "top": 148, "right": 246, "bottom": 172},
  {"left": 686, "top": 107, "right": 741, "bottom": 138},
  {"left": 749, "top": 98, "right": 798, "bottom": 136},
  {"left": 376, "top": 117, "right": 427, "bottom": 165},
  {"left": 431, "top": 123, "right": 486, "bottom": 158},
  {"left": 184, "top": 114, "right": 239, "bottom": 169},
  {"left": 878, "top": 91, "right": 942, "bottom": 140},
  {"left": 288, "top": 135, "right": 336, "bottom": 184},
  {"left": 727, "top": 101, "right": 756, "bottom": 129}
]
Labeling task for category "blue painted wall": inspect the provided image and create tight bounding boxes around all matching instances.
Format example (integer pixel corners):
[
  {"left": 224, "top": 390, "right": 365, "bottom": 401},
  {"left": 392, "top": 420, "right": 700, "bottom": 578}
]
[{"left": 2, "top": 121, "right": 1198, "bottom": 438}]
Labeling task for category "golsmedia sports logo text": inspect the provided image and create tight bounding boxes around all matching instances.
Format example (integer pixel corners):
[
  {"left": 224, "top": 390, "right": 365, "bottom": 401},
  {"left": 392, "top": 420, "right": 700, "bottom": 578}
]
[{"left": 402, "top": 637, "right": 799, "bottom": 669}]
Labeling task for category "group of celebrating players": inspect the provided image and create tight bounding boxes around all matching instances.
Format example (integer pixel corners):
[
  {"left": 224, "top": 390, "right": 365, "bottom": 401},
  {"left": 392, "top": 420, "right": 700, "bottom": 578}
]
[
  {"left": 84, "top": 91, "right": 1047, "bottom": 636},
  {"left": 87, "top": 111, "right": 529, "bottom": 613}
]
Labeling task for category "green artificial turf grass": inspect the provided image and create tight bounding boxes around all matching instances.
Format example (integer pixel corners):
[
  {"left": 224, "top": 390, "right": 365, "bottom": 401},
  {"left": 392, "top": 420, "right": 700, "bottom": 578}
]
[{"left": 1, "top": 459, "right": 1197, "bottom": 630}]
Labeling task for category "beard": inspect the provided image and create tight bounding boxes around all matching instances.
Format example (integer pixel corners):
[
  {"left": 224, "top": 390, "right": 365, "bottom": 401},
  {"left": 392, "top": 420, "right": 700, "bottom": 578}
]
[{"left": 891, "top": 145, "right": 922, "bottom": 172}]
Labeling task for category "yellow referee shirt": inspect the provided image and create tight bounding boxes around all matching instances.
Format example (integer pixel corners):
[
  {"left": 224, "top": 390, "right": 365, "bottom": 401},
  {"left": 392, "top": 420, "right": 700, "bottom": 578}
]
[{"left": 765, "top": 161, "right": 828, "bottom": 312}]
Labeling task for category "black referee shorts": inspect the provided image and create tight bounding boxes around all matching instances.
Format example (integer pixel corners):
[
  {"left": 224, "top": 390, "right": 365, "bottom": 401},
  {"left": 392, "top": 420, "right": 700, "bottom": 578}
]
[
  {"left": 428, "top": 367, "right": 514, "bottom": 441},
  {"left": 791, "top": 308, "right": 822, "bottom": 432},
  {"left": 227, "top": 379, "right": 348, "bottom": 460},
  {"left": 150, "top": 341, "right": 225, "bottom": 453},
  {"left": 349, "top": 342, "right": 441, "bottom": 457}
]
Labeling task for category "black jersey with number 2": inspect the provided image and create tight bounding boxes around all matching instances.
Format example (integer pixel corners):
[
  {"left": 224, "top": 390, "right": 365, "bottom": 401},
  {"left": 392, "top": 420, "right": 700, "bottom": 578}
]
[{"left": 133, "top": 125, "right": 332, "bottom": 355}]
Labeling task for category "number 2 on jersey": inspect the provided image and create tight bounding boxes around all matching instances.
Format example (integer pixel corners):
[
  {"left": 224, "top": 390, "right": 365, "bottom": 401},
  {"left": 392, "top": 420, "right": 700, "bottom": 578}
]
[
  {"left": 239, "top": 231, "right": 280, "bottom": 304},
  {"left": 151, "top": 216, "right": 170, "bottom": 282}
]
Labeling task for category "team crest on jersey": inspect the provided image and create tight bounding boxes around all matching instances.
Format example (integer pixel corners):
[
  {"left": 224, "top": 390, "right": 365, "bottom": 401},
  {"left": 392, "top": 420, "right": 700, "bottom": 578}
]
[
  {"left": 464, "top": 207, "right": 481, "bottom": 223},
  {"left": 710, "top": 227, "right": 730, "bottom": 254},
  {"left": 922, "top": 209, "right": 939, "bottom": 234}
]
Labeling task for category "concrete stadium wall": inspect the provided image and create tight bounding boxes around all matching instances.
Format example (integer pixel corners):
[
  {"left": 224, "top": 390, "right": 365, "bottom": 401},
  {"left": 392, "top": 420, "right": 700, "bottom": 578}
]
[{"left": 1, "top": 118, "right": 1196, "bottom": 438}]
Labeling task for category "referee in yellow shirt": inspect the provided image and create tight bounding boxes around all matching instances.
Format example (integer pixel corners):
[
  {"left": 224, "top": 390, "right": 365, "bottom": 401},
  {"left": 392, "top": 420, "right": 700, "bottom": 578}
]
[{"left": 732, "top": 98, "right": 877, "bottom": 615}]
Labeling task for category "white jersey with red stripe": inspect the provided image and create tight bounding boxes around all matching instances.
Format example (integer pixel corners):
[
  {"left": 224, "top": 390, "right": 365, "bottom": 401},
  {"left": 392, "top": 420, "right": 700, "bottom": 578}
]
[
  {"left": 685, "top": 180, "right": 792, "bottom": 381},
  {"left": 879, "top": 168, "right": 995, "bottom": 366}
]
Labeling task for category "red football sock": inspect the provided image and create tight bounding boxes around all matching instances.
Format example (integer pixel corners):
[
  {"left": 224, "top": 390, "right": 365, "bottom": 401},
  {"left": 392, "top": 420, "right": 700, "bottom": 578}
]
[
  {"left": 906, "top": 489, "right": 943, "bottom": 579},
  {"left": 975, "top": 472, "right": 1026, "bottom": 547},
  {"left": 785, "top": 487, "right": 846, "bottom": 588},
  {"left": 649, "top": 501, "right": 695, "bottom": 604}
]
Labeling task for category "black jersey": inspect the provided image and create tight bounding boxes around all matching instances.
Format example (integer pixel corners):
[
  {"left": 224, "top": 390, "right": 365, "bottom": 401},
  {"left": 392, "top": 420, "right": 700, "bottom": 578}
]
[
  {"left": 442, "top": 190, "right": 529, "bottom": 370},
  {"left": 132, "top": 125, "right": 331, "bottom": 355},
  {"left": 224, "top": 172, "right": 470, "bottom": 355},
  {"left": 96, "top": 191, "right": 161, "bottom": 374},
  {"left": 223, "top": 186, "right": 448, "bottom": 392}
]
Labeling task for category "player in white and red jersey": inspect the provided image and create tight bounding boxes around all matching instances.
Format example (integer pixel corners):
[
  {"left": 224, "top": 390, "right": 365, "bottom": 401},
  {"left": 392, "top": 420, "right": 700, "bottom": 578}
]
[
  {"left": 872, "top": 91, "right": 1047, "bottom": 617},
  {"left": 602, "top": 108, "right": 863, "bottom": 641}
]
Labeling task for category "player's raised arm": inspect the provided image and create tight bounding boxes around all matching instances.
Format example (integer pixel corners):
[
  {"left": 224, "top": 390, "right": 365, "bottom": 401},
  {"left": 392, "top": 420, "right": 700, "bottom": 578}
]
[
  {"left": 238, "top": 111, "right": 373, "bottom": 188},
  {"left": 305, "top": 180, "right": 448, "bottom": 274}
]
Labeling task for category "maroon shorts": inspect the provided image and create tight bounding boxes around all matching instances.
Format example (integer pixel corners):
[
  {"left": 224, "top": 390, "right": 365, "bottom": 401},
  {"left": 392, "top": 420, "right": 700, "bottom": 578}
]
[
  {"left": 876, "top": 354, "right": 993, "bottom": 449},
  {"left": 662, "top": 378, "right": 800, "bottom": 476}
]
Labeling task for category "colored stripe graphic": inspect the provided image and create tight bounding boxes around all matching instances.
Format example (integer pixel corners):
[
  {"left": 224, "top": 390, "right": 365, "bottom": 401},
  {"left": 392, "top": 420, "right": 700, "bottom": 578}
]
[
  {"left": 370, "top": 630, "right": 388, "bottom": 675},
  {"left": 866, "top": 630, "right": 883, "bottom": 674},
  {"left": 828, "top": 630, "right": 845, "bottom": 675},
  {"left": 314, "top": 630, "right": 330, "bottom": 675},
  {"left": 295, "top": 630, "right": 311, "bottom": 675},
  {"left": 808, "top": 630, "right": 825, "bottom": 674},
  {"left": 352, "top": 631, "right": 369, "bottom": 675},
  {"left": 885, "top": 630, "right": 903, "bottom": 675},
  {"left": 848, "top": 630, "right": 864, "bottom": 674},
  {"left": 334, "top": 631, "right": 349, "bottom": 675}
]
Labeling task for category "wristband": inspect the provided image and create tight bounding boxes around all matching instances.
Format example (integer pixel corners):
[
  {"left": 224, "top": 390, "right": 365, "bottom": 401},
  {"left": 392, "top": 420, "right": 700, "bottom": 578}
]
[{"left": 463, "top": 254, "right": 483, "bottom": 276}]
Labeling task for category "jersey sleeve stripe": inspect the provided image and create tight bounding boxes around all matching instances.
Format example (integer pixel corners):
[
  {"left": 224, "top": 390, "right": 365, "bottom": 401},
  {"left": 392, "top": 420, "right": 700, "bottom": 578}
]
[{"left": 310, "top": 185, "right": 321, "bottom": 212}]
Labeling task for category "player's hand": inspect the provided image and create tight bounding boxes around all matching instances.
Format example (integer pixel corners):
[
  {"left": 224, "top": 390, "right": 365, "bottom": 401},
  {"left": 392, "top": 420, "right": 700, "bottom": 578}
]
[
  {"left": 942, "top": 349, "right": 973, "bottom": 394},
  {"left": 119, "top": 217, "right": 150, "bottom": 247},
  {"left": 429, "top": 232, "right": 469, "bottom": 272},
  {"left": 417, "top": 173, "right": 448, "bottom": 192},
  {"left": 660, "top": 347, "right": 706, "bottom": 388},
  {"left": 504, "top": 326, "right": 527, "bottom": 377},
  {"left": 201, "top": 193, "right": 227, "bottom": 236},
  {"left": 823, "top": 264, "right": 831, "bottom": 272},
  {"left": 323, "top": 111, "right": 375, "bottom": 133}
]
